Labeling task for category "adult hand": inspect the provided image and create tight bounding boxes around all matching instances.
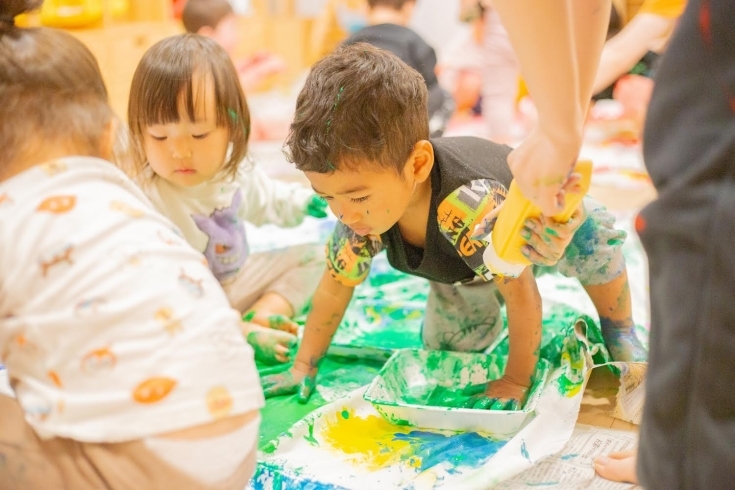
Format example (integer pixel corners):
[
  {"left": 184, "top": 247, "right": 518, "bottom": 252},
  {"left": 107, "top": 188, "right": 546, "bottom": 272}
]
[{"left": 507, "top": 127, "right": 580, "bottom": 216}]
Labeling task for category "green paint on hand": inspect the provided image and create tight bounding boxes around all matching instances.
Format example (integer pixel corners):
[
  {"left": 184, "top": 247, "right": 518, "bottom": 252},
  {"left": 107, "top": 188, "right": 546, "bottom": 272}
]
[
  {"left": 607, "top": 238, "right": 624, "bottom": 246},
  {"left": 341, "top": 410, "right": 350, "bottom": 420},
  {"left": 544, "top": 227, "right": 560, "bottom": 237}
]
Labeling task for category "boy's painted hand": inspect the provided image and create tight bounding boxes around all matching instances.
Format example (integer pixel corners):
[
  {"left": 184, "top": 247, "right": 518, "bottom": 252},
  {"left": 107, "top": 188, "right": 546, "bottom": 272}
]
[
  {"left": 462, "top": 376, "right": 529, "bottom": 411},
  {"left": 305, "top": 195, "right": 328, "bottom": 218},
  {"left": 261, "top": 366, "right": 317, "bottom": 403},
  {"left": 520, "top": 195, "right": 587, "bottom": 266}
]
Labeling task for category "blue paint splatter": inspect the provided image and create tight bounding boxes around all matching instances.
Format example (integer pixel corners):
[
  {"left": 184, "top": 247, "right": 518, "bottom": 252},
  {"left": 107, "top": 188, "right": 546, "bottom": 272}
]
[
  {"left": 252, "top": 462, "right": 350, "bottom": 490},
  {"left": 566, "top": 216, "right": 597, "bottom": 258},
  {"left": 520, "top": 440, "right": 531, "bottom": 462},
  {"left": 525, "top": 483, "right": 559, "bottom": 487},
  {"left": 392, "top": 431, "right": 506, "bottom": 471},
  {"left": 560, "top": 453, "right": 578, "bottom": 461}
]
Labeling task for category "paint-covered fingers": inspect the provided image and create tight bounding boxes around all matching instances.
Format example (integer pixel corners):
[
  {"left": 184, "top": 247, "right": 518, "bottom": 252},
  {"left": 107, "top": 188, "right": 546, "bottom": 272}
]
[
  {"left": 267, "top": 314, "right": 300, "bottom": 335},
  {"left": 305, "top": 195, "right": 329, "bottom": 218},
  {"left": 521, "top": 203, "right": 586, "bottom": 266},
  {"left": 481, "top": 377, "right": 529, "bottom": 410},
  {"left": 297, "top": 374, "right": 317, "bottom": 404},
  {"left": 462, "top": 394, "right": 520, "bottom": 411},
  {"left": 246, "top": 326, "right": 298, "bottom": 364},
  {"left": 261, "top": 371, "right": 300, "bottom": 398},
  {"left": 471, "top": 202, "right": 504, "bottom": 241}
]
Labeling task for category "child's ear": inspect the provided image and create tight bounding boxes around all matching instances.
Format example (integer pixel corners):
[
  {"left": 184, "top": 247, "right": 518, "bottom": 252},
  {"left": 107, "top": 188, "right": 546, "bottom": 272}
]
[
  {"left": 198, "top": 26, "right": 215, "bottom": 38},
  {"left": 406, "top": 140, "right": 434, "bottom": 183},
  {"left": 99, "top": 118, "right": 119, "bottom": 161}
]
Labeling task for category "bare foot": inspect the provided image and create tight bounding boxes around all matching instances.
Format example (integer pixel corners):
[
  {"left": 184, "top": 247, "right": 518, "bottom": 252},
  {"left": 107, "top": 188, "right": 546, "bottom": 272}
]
[{"left": 594, "top": 449, "right": 638, "bottom": 484}]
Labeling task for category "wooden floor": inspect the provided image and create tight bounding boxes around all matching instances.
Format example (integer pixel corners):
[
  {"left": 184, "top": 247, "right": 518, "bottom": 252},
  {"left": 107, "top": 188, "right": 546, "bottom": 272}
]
[{"left": 577, "top": 181, "right": 656, "bottom": 433}]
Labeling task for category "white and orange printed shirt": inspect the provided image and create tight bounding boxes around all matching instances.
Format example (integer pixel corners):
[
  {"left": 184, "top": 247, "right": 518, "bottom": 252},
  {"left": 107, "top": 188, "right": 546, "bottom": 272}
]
[{"left": 0, "top": 156, "right": 264, "bottom": 443}]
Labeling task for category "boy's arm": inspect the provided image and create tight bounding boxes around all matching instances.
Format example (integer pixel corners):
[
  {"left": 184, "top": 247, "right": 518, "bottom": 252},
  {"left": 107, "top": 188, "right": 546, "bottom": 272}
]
[
  {"left": 482, "top": 268, "right": 543, "bottom": 409},
  {"left": 261, "top": 222, "right": 381, "bottom": 402},
  {"left": 261, "top": 270, "right": 355, "bottom": 402}
]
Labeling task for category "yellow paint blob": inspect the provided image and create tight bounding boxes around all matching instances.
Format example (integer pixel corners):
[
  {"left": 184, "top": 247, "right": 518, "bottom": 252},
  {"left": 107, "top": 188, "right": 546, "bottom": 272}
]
[{"left": 319, "top": 409, "right": 420, "bottom": 470}]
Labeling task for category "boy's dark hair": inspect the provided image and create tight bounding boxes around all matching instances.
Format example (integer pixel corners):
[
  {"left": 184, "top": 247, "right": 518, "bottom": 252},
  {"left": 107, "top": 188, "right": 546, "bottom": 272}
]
[
  {"left": 128, "top": 34, "right": 250, "bottom": 180},
  {"left": 0, "top": 0, "right": 114, "bottom": 173},
  {"left": 367, "top": 0, "right": 416, "bottom": 9},
  {"left": 182, "top": 0, "right": 234, "bottom": 33},
  {"left": 285, "top": 43, "right": 428, "bottom": 174}
]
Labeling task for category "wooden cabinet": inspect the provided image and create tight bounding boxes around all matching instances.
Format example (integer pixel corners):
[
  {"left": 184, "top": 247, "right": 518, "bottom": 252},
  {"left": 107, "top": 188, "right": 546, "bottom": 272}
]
[{"left": 68, "top": 21, "right": 182, "bottom": 120}]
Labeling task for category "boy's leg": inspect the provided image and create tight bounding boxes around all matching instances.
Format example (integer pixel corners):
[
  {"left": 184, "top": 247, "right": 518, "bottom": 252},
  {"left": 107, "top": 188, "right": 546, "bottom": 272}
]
[
  {"left": 422, "top": 278, "right": 504, "bottom": 352},
  {"left": 226, "top": 244, "right": 324, "bottom": 324},
  {"left": 554, "top": 197, "right": 647, "bottom": 362}
]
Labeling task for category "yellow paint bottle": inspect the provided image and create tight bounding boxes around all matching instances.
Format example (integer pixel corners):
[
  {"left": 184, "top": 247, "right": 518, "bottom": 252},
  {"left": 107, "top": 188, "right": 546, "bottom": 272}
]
[{"left": 491, "top": 160, "right": 593, "bottom": 267}]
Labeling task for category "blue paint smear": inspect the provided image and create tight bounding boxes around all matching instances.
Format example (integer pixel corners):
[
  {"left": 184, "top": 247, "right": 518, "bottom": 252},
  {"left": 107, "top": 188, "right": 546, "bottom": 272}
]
[
  {"left": 392, "top": 431, "right": 506, "bottom": 471},
  {"left": 560, "top": 453, "right": 578, "bottom": 461},
  {"left": 520, "top": 440, "right": 531, "bottom": 462},
  {"left": 567, "top": 217, "right": 597, "bottom": 258},
  {"left": 251, "top": 463, "right": 350, "bottom": 490},
  {"left": 525, "top": 483, "right": 559, "bottom": 487}
]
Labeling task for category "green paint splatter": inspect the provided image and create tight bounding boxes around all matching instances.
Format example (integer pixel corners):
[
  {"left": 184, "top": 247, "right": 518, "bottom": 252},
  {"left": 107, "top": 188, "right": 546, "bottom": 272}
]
[
  {"left": 607, "top": 238, "right": 624, "bottom": 246},
  {"left": 304, "top": 419, "right": 319, "bottom": 446},
  {"left": 340, "top": 410, "right": 350, "bottom": 419}
]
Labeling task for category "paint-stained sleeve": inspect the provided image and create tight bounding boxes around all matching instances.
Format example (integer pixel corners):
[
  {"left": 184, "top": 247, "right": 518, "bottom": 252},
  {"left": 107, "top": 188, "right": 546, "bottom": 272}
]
[
  {"left": 436, "top": 179, "right": 508, "bottom": 280},
  {"left": 236, "top": 158, "right": 313, "bottom": 227},
  {"left": 325, "top": 221, "right": 384, "bottom": 287}
]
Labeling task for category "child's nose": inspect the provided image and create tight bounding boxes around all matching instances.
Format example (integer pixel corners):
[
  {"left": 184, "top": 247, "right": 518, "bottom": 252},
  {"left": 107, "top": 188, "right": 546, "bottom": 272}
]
[
  {"left": 333, "top": 203, "right": 360, "bottom": 225},
  {"left": 171, "top": 141, "right": 192, "bottom": 160}
]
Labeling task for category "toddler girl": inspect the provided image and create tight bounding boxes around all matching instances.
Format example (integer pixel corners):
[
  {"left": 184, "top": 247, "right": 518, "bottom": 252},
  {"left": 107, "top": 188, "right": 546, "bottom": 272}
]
[{"left": 127, "top": 34, "right": 327, "bottom": 364}]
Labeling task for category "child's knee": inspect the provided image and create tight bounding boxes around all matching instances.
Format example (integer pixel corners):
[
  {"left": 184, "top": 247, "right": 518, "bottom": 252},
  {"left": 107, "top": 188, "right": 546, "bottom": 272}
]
[
  {"left": 556, "top": 199, "right": 627, "bottom": 285},
  {"left": 422, "top": 282, "right": 504, "bottom": 352}
]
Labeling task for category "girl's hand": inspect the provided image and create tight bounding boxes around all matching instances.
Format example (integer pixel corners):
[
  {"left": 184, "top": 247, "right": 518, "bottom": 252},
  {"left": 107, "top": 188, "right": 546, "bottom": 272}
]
[
  {"left": 305, "top": 195, "right": 328, "bottom": 218},
  {"left": 521, "top": 199, "right": 587, "bottom": 266},
  {"left": 245, "top": 324, "right": 297, "bottom": 364}
]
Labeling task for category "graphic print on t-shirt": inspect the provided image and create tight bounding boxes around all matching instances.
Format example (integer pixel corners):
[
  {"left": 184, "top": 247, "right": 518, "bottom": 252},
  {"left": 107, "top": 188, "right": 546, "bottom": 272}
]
[{"left": 192, "top": 189, "right": 248, "bottom": 283}]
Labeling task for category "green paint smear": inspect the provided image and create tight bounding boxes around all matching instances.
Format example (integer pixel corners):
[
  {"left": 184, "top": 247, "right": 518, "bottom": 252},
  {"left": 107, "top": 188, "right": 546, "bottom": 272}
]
[
  {"left": 258, "top": 356, "right": 382, "bottom": 449},
  {"left": 257, "top": 253, "right": 618, "bottom": 450}
]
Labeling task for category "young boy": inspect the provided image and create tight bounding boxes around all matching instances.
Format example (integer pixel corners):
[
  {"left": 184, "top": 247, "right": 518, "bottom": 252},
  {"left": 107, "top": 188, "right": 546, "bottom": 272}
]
[
  {"left": 261, "top": 43, "right": 647, "bottom": 409},
  {"left": 343, "top": 0, "right": 454, "bottom": 137},
  {"left": 182, "top": 0, "right": 285, "bottom": 93}
]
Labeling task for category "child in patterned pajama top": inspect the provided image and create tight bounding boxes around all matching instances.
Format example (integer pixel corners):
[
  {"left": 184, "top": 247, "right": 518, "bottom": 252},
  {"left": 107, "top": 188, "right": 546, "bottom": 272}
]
[
  {"left": 0, "top": 1, "right": 263, "bottom": 487},
  {"left": 261, "top": 43, "right": 647, "bottom": 410},
  {"left": 127, "top": 34, "right": 329, "bottom": 365}
]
